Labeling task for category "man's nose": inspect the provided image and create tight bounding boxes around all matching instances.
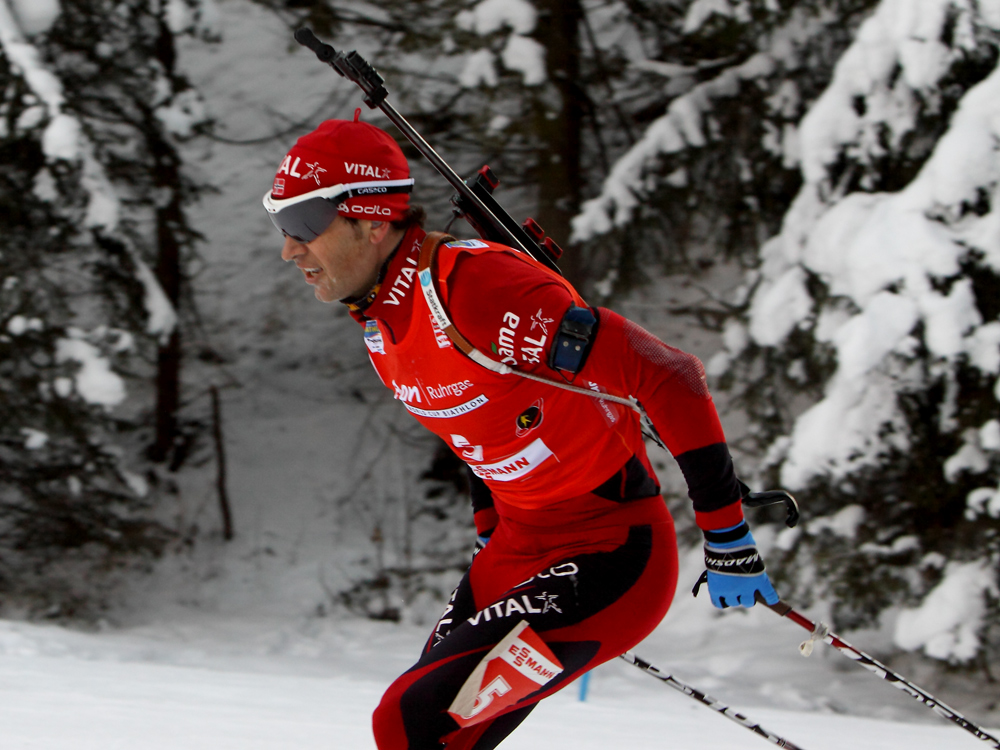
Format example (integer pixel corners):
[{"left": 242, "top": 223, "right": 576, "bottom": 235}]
[{"left": 281, "top": 235, "right": 306, "bottom": 261}]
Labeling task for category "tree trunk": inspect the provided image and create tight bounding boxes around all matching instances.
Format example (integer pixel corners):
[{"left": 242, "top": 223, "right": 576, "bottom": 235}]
[
  {"left": 149, "top": 190, "right": 182, "bottom": 462},
  {"left": 148, "top": 16, "right": 183, "bottom": 464},
  {"left": 210, "top": 386, "right": 233, "bottom": 540},
  {"left": 532, "top": 0, "right": 586, "bottom": 288}
]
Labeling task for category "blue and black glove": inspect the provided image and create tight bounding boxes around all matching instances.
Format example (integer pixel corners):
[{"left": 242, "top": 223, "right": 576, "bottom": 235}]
[
  {"left": 473, "top": 531, "right": 492, "bottom": 558},
  {"left": 693, "top": 521, "right": 778, "bottom": 609}
]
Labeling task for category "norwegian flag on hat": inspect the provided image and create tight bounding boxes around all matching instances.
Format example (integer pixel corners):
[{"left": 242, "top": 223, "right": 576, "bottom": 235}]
[{"left": 270, "top": 111, "right": 412, "bottom": 221}]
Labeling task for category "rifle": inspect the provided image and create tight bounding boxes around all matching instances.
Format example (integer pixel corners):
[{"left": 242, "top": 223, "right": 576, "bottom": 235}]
[
  {"left": 293, "top": 28, "right": 563, "bottom": 276},
  {"left": 293, "top": 28, "right": 667, "bottom": 432}
]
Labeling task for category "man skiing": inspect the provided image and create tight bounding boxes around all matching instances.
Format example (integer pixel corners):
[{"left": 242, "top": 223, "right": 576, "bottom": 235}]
[{"left": 264, "top": 113, "right": 779, "bottom": 750}]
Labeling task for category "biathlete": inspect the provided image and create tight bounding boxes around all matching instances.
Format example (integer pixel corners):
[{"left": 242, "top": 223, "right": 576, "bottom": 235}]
[{"left": 263, "top": 114, "right": 778, "bottom": 750}]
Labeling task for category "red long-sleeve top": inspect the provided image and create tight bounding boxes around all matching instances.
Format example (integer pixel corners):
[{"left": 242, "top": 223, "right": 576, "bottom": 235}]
[{"left": 350, "top": 228, "right": 744, "bottom": 534}]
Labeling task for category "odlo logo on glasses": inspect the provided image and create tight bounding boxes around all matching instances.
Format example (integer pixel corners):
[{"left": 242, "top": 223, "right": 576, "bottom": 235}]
[{"left": 337, "top": 202, "right": 392, "bottom": 216}]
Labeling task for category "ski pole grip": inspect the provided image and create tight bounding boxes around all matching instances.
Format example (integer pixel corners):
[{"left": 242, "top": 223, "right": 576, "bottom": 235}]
[
  {"left": 295, "top": 28, "right": 336, "bottom": 63},
  {"left": 755, "top": 592, "right": 793, "bottom": 615},
  {"left": 744, "top": 490, "right": 799, "bottom": 528}
]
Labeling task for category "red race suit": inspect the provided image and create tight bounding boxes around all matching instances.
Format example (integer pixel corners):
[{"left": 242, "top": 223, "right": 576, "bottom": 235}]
[{"left": 353, "top": 226, "right": 745, "bottom": 750}]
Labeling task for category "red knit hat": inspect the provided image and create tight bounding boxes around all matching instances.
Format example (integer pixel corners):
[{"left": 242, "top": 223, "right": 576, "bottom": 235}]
[{"left": 269, "top": 113, "right": 412, "bottom": 221}]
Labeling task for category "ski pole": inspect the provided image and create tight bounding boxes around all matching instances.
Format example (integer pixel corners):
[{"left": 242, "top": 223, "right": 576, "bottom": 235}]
[
  {"left": 619, "top": 651, "right": 807, "bottom": 749},
  {"left": 761, "top": 599, "right": 1000, "bottom": 748}
]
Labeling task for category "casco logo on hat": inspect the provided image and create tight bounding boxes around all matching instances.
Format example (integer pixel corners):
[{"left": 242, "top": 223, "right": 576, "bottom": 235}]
[{"left": 269, "top": 112, "right": 412, "bottom": 222}]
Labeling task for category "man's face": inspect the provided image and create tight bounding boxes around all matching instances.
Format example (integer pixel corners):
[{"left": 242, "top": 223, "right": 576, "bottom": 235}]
[{"left": 280, "top": 216, "right": 382, "bottom": 303}]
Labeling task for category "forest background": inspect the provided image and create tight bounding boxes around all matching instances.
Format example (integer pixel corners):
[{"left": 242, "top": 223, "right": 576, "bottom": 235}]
[{"left": 1, "top": 0, "right": 999, "bottom": 709}]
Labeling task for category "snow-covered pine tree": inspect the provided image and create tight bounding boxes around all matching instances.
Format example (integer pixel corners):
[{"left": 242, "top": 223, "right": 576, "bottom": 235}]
[
  {"left": 0, "top": 0, "right": 214, "bottom": 614},
  {"left": 260, "top": 0, "right": 754, "bottom": 286},
  {"left": 45, "top": 0, "right": 217, "bottom": 465},
  {"left": 571, "top": 0, "right": 882, "bottom": 300},
  {"left": 702, "top": 0, "right": 1000, "bottom": 668}
]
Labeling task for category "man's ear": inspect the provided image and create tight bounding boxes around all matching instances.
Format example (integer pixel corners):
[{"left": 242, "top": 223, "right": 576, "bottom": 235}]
[{"left": 369, "top": 220, "right": 390, "bottom": 244}]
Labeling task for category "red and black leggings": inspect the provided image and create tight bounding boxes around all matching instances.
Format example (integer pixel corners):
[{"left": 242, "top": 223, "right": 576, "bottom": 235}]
[{"left": 372, "top": 494, "right": 678, "bottom": 750}]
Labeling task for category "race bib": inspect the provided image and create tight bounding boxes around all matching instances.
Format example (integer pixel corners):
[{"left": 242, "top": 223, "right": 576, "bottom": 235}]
[{"left": 448, "top": 620, "right": 563, "bottom": 728}]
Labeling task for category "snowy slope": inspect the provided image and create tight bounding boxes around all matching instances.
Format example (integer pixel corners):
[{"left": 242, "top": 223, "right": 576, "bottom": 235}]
[
  {"left": 1, "top": 1, "right": 997, "bottom": 748},
  {"left": 0, "top": 614, "right": 978, "bottom": 750}
]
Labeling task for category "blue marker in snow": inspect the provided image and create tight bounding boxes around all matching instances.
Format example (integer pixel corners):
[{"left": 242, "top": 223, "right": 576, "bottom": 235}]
[{"left": 578, "top": 670, "right": 591, "bottom": 702}]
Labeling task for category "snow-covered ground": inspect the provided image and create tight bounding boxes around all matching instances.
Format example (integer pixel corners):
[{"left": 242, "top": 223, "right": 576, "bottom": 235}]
[
  {"left": 0, "top": 607, "right": 982, "bottom": 749},
  {"left": 1, "top": 1, "right": 998, "bottom": 748}
]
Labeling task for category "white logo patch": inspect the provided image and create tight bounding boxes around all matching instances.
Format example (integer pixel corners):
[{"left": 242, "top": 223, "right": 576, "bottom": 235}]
[
  {"left": 445, "top": 240, "right": 489, "bottom": 249},
  {"left": 344, "top": 162, "right": 391, "bottom": 179},
  {"left": 430, "top": 314, "right": 452, "bottom": 348},
  {"left": 451, "top": 434, "right": 484, "bottom": 462},
  {"left": 302, "top": 161, "right": 326, "bottom": 184},
  {"left": 530, "top": 309, "right": 553, "bottom": 336},
  {"left": 428, "top": 380, "right": 473, "bottom": 400},
  {"left": 276, "top": 155, "right": 307, "bottom": 178},
  {"left": 382, "top": 256, "right": 419, "bottom": 307},
  {"left": 585, "top": 381, "right": 619, "bottom": 426},
  {"left": 392, "top": 380, "right": 422, "bottom": 404},
  {"left": 338, "top": 202, "right": 392, "bottom": 217},
  {"left": 364, "top": 319, "right": 385, "bottom": 355},
  {"left": 495, "top": 312, "right": 519, "bottom": 366},
  {"left": 468, "top": 439, "right": 554, "bottom": 482},
  {"left": 405, "top": 394, "right": 489, "bottom": 419}
]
